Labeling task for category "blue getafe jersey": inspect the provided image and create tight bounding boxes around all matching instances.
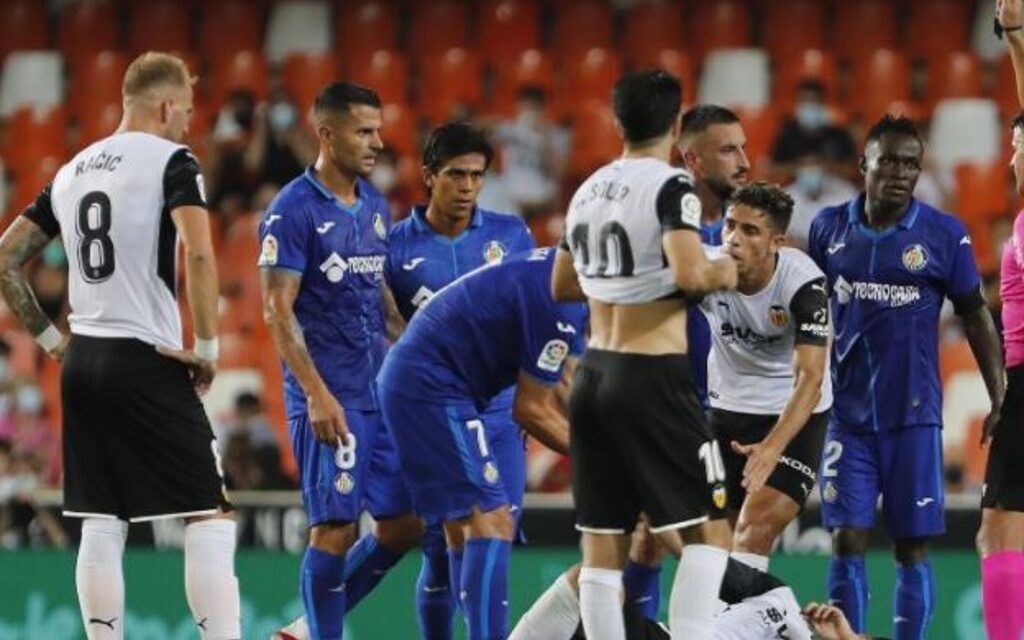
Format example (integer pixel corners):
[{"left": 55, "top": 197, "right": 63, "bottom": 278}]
[
  {"left": 258, "top": 168, "right": 391, "bottom": 415},
  {"left": 808, "top": 195, "right": 981, "bottom": 432},
  {"left": 378, "top": 247, "right": 588, "bottom": 409},
  {"left": 386, "top": 205, "right": 534, "bottom": 412},
  {"left": 688, "top": 219, "right": 724, "bottom": 408}
]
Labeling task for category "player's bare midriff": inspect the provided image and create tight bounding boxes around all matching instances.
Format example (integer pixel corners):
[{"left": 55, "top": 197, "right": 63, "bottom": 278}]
[{"left": 586, "top": 297, "right": 688, "bottom": 354}]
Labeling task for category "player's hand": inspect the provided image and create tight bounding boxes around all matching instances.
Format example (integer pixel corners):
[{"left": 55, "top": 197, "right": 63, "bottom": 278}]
[
  {"left": 999, "top": 0, "right": 1023, "bottom": 32},
  {"left": 802, "top": 602, "right": 860, "bottom": 640},
  {"left": 731, "top": 439, "right": 781, "bottom": 494},
  {"left": 981, "top": 406, "right": 1003, "bottom": 445},
  {"left": 157, "top": 346, "right": 216, "bottom": 395},
  {"left": 46, "top": 334, "right": 71, "bottom": 362},
  {"left": 307, "top": 389, "right": 350, "bottom": 445},
  {"left": 719, "top": 255, "right": 739, "bottom": 290}
]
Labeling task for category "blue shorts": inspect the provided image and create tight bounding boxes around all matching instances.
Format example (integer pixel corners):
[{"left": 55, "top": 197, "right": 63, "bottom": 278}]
[
  {"left": 289, "top": 408, "right": 413, "bottom": 526},
  {"left": 819, "top": 423, "right": 945, "bottom": 539},
  {"left": 379, "top": 385, "right": 511, "bottom": 523}
]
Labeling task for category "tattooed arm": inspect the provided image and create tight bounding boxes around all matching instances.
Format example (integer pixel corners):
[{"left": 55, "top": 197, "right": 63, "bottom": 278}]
[{"left": 0, "top": 217, "right": 68, "bottom": 359}]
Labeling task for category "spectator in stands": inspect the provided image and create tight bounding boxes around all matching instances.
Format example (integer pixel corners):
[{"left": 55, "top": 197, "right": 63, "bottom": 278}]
[
  {"left": 0, "top": 439, "right": 67, "bottom": 548},
  {"left": 771, "top": 79, "right": 856, "bottom": 180},
  {"left": 784, "top": 151, "right": 857, "bottom": 250},
  {"left": 1, "top": 381, "right": 59, "bottom": 487},
  {"left": 207, "top": 88, "right": 260, "bottom": 225},
  {"left": 216, "top": 391, "right": 287, "bottom": 490},
  {"left": 370, "top": 148, "right": 416, "bottom": 221},
  {"left": 246, "top": 88, "right": 316, "bottom": 194},
  {"left": 492, "top": 86, "right": 570, "bottom": 217}
]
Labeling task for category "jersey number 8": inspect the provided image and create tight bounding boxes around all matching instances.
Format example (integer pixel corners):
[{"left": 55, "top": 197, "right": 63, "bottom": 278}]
[{"left": 76, "top": 191, "right": 116, "bottom": 282}]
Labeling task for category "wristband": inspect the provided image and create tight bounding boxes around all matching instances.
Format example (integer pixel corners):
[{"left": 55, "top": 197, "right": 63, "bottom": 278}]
[
  {"left": 35, "top": 325, "right": 63, "bottom": 352},
  {"left": 193, "top": 336, "right": 219, "bottom": 362},
  {"left": 1007, "top": 25, "right": 1024, "bottom": 33}
]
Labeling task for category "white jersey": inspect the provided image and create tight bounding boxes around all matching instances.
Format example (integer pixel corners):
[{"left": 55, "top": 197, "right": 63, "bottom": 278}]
[
  {"left": 714, "top": 587, "right": 813, "bottom": 640},
  {"left": 700, "top": 247, "right": 833, "bottom": 414},
  {"left": 564, "top": 157, "right": 702, "bottom": 303},
  {"left": 27, "top": 132, "right": 207, "bottom": 350}
]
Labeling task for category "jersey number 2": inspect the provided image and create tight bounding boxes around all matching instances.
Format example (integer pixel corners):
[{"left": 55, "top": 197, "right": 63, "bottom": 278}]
[{"left": 76, "top": 191, "right": 115, "bottom": 283}]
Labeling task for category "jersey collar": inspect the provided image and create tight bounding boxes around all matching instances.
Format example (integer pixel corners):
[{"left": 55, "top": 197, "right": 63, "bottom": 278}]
[
  {"left": 409, "top": 204, "right": 483, "bottom": 236},
  {"left": 846, "top": 193, "right": 921, "bottom": 236},
  {"left": 303, "top": 166, "right": 365, "bottom": 215}
]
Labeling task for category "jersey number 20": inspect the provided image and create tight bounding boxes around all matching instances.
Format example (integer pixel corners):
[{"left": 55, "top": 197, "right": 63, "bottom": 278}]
[{"left": 76, "top": 191, "right": 115, "bottom": 283}]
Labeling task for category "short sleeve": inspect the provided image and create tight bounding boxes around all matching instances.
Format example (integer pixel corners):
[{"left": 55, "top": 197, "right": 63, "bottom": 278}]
[
  {"left": 258, "top": 207, "right": 310, "bottom": 273},
  {"left": 511, "top": 220, "right": 535, "bottom": 252},
  {"left": 946, "top": 225, "right": 984, "bottom": 316},
  {"left": 163, "top": 148, "right": 207, "bottom": 210},
  {"left": 656, "top": 174, "right": 701, "bottom": 233},
  {"left": 806, "top": 212, "right": 827, "bottom": 271},
  {"left": 790, "top": 277, "right": 830, "bottom": 345},
  {"left": 518, "top": 288, "right": 581, "bottom": 384},
  {"left": 20, "top": 183, "right": 59, "bottom": 238}
]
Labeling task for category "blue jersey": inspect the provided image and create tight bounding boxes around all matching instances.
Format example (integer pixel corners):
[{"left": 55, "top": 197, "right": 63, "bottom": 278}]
[
  {"left": 808, "top": 195, "right": 983, "bottom": 432},
  {"left": 378, "top": 248, "right": 588, "bottom": 409},
  {"left": 258, "top": 168, "right": 391, "bottom": 415},
  {"left": 688, "top": 219, "right": 724, "bottom": 408}
]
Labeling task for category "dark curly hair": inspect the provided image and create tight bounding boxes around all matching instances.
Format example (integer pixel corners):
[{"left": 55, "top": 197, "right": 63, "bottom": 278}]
[
  {"left": 728, "top": 181, "right": 795, "bottom": 234},
  {"left": 1012, "top": 110, "right": 1024, "bottom": 132},
  {"left": 865, "top": 114, "right": 922, "bottom": 146}
]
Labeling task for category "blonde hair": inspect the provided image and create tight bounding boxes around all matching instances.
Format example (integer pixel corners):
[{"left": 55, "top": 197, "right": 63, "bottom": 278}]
[{"left": 122, "top": 52, "right": 194, "bottom": 101}]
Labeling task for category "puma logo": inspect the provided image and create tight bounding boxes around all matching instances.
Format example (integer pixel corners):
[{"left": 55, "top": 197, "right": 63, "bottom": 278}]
[
  {"left": 89, "top": 617, "right": 118, "bottom": 630},
  {"left": 196, "top": 617, "right": 208, "bottom": 630}
]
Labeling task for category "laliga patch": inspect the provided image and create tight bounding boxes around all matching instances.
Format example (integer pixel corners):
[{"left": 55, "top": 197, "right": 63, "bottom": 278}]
[
  {"left": 680, "top": 192, "right": 702, "bottom": 228},
  {"left": 258, "top": 234, "right": 279, "bottom": 266},
  {"left": 373, "top": 212, "right": 387, "bottom": 240},
  {"left": 537, "top": 339, "right": 569, "bottom": 372},
  {"left": 483, "top": 240, "right": 508, "bottom": 264},
  {"left": 335, "top": 472, "right": 355, "bottom": 495},
  {"left": 902, "top": 244, "right": 928, "bottom": 271}
]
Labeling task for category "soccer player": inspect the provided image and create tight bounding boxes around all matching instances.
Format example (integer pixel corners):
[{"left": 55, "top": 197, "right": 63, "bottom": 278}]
[
  {"left": 807, "top": 115, "right": 1005, "bottom": 639},
  {"left": 556, "top": 69, "right": 738, "bottom": 640},
  {"left": 387, "top": 122, "right": 534, "bottom": 639},
  {"left": 378, "top": 247, "right": 585, "bottom": 640},
  {"left": 260, "top": 82, "right": 421, "bottom": 640},
  {"left": 979, "top": 3, "right": 1024, "bottom": 638},
  {"left": 0, "top": 52, "right": 240, "bottom": 639},
  {"left": 700, "top": 181, "right": 830, "bottom": 573}
]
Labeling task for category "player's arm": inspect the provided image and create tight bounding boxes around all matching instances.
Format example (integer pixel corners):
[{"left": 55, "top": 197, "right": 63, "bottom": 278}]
[
  {"left": 659, "top": 176, "right": 738, "bottom": 294},
  {"left": 261, "top": 268, "right": 349, "bottom": 444},
  {"left": 802, "top": 603, "right": 873, "bottom": 640},
  {"left": 999, "top": 0, "right": 1024, "bottom": 106},
  {"left": 733, "top": 278, "right": 829, "bottom": 492},
  {"left": 961, "top": 300, "right": 1006, "bottom": 444},
  {"left": 381, "top": 283, "right": 405, "bottom": 342},
  {"left": 0, "top": 186, "right": 68, "bottom": 360},
  {"left": 551, "top": 245, "right": 586, "bottom": 302},
  {"left": 512, "top": 371, "right": 570, "bottom": 455}
]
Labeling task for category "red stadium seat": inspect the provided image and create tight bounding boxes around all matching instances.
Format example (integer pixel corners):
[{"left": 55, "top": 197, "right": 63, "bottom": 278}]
[
  {"left": 128, "top": 0, "right": 192, "bottom": 56},
  {"left": 623, "top": 1, "right": 684, "bottom": 67},
  {"left": 3, "top": 107, "right": 67, "bottom": 177},
  {"left": 763, "top": 0, "right": 825, "bottom": 72},
  {"left": 198, "top": 0, "right": 262, "bottom": 66},
  {"left": 68, "top": 51, "right": 130, "bottom": 122},
  {"left": 488, "top": 49, "right": 556, "bottom": 117},
  {"left": 348, "top": 49, "right": 408, "bottom": 106},
  {"left": 995, "top": 54, "right": 1022, "bottom": 118},
  {"left": 561, "top": 48, "right": 623, "bottom": 119},
  {"left": 418, "top": 47, "right": 482, "bottom": 123},
  {"left": 849, "top": 49, "right": 911, "bottom": 123},
  {"left": 409, "top": 1, "right": 469, "bottom": 59},
  {"left": 477, "top": 0, "right": 540, "bottom": 66},
  {"left": 380, "top": 102, "right": 417, "bottom": 158},
  {"left": 281, "top": 52, "right": 338, "bottom": 117},
  {"left": 0, "top": 0, "right": 49, "bottom": 63},
  {"left": 731, "top": 105, "right": 779, "bottom": 168},
  {"left": 690, "top": 0, "right": 752, "bottom": 60},
  {"left": 774, "top": 49, "right": 838, "bottom": 111},
  {"left": 59, "top": 1, "right": 120, "bottom": 61},
  {"left": 208, "top": 50, "right": 268, "bottom": 107},
  {"left": 337, "top": 1, "right": 398, "bottom": 68},
  {"left": 77, "top": 103, "right": 122, "bottom": 147},
  {"left": 630, "top": 49, "right": 694, "bottom": 105},
  {"left": 10, "top": 155, "right": 62, "bottom": 217},
  {"left": 925, "top": 51, "right": 982, "bottom": 112},
  {"left": 907, "top": 0, "right": 970, "bottom": 67},
  {"left": 553, "top": 0, "right": 613, "bottom": 63},
  {"left": 954, "top": 161, "right": 1010, "bottom": 226},
  {"left": 832, "top": 0, "right": 896, "bottom": 65},
  {"left": 568, "top": 100, "right": 619, "bottom": 177}
]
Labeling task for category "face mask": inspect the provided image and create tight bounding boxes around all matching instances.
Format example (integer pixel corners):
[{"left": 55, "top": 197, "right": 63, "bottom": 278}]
[
  {"left": 370, "top": 164, "right": 397, "bottom": 193},
  {"left": 795, "top": 102, "right": 829, "bottom": 130},
  {"left": 268, "top": 102, "right": 297, "bottom": 133},
  {"left": 15, "top": 386, "right": 41, "bottom": 415},
  {"left": 796, "top": 165, "right": 825, "bottom": 195}
]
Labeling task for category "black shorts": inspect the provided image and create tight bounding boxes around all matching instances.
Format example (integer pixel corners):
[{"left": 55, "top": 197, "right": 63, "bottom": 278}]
[
  {"left": 61, "top": 335, "right": 231, "bottom": 522},
  {"left": 982, "top": 365, "right": 1024, "bottom": 511},
  {"left": 569, "top": 349, "right": 727, "bottom": 534},
  {"left": 710, "top": 408, "right": 828, "bottom": 512}
]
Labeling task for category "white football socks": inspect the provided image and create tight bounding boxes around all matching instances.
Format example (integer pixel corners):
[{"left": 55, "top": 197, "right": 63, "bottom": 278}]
[
  {"left": 579, "top": 567, "right": 626, "bottom": 640},
  {"left": 509, "top": 573, "right": 581, "bottom": 640},
  {"left": 669, "top": 544, "right": 728, "bottom": 640},
  {"left": 76, "top": 518, "right": 128, "bottom": 640},
  {"left": 184, "top": 519, "right": 241, "bottom": 640},
  {"left": 731, "top": 551, "right": 770, "bottom": 572}
]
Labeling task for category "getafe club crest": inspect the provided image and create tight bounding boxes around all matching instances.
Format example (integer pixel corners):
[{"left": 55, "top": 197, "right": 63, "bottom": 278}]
[
  {"left": 483, "top": 240, "right": 507, "bottom": 264},
  {"left": 373, "top": 212, "right": 387, "bottom": 240},
  {"left": 902, "top": 244, "right": 928, "bottom": 271}
]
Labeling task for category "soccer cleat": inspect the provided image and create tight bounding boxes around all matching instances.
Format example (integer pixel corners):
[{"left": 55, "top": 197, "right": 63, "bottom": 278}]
[{"left": 270, "top": 617, "right": 308, "bottom": 640}]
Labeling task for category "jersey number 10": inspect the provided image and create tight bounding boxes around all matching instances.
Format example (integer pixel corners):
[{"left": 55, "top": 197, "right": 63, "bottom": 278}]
[
  {"left": 76, "top": 191, "right": 115, "bottom": 283},
  {"left": 569, "top": 221, "right": 635, "bottom": 277}
]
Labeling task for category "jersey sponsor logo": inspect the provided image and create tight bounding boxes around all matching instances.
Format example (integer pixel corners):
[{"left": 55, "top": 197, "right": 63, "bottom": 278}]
[
  {"left": 768, "top": 305, "right": 789, "bottom": 327},
  {"left": 800, "top": 322, "right": 829, "bottom": 339},
  {"left": 319, "top": 252, "right": 386, "bottom": 283},
  {"left": 402, "top": 257, "right": 426, "bottom": 271},
  {"left": 537, "top": 339, "right": 570, "bottom": 372},
  {"left": 680, "top": 192, "right": 702, "bottom": 228},
  {"left": 777, "top": 454, "right": 817, "bottom": 481},
  {"left": 373, "top": 212, "right": 387, "bottom": 240},
  {"left": 826, "top": 242, "right": 846, "bottom": 255},
  {"left": 720, "top": 321, "right": 783, "bottom": 347},
  {"left": 833, "top": 275, "right": 920, "bottom": 307},
  {"left": 483, "top": 240, "right": 508, "bottom": 264},
  {"left": 901, "top": 244, "right": 928, "bottom": 271},
  {"left": 316, "top": 221, "right": 336, "bottom": 235},
  {"left": 258, "top": 234, "right": 279, "bottom": 266}
]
